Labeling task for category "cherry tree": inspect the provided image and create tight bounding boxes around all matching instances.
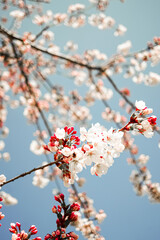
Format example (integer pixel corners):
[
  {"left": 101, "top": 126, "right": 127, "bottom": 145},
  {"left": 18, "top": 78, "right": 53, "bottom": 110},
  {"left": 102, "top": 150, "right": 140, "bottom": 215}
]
[{"left": 0, "top": 0, "right": 160, "bottom": 239}]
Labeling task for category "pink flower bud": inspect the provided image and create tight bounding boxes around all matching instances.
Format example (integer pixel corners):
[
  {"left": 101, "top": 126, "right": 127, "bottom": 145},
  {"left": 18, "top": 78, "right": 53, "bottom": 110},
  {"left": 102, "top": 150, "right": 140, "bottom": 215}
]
[
  {"left": 20, "top": 231, "right": 28, "bottom": 239},
  {"left": 61, "top": 228, "right": 66, "bottom": 233},
  {"left": 0, "top": 213, "right": 5, "bottom": 220},
  {"left": 54, "top": 195, "right": 61, "bottom": 203},
  {"left": 120, "top": 88, "right": 130, "bottom": 96},
  {"left": 69, "top": 212, "right": 78, "bottom": 222},
  {"left": 52, "top": 205, "right": 57, "bottom": 213},
  {"left": 56, "top": 218, "right": 61, "bottom": 227},
  {"left": 57, "top": 205, "right": 62, "bottom": 213},
  {"left": 148, "top": 116, "right": 157, "bottom": 126},
  {"left": 70, "top": 203, "right": 80, "bottom": 211},
  {"left": 52, "top": 231, "right": 56, "bottom": 237},
  {"left": 16, "top": 222, "right": 21, "bottom": 228},
  {"left": 29, "top": 225, "right": 38, "bottom": 235},
  {"left": 56, "top": 229, "right": 60, "bottom": 235},
  {"left": 31, "top": 229, "right": 38, "bottom": 235},
  {"left": 67, "top": 127, "right": 74, "bottom": 134},
  {"left": 44, "top": 234, "right": 52, "bottom": 240},
  {"left": 16, "top": 222, "right": 21, "bottom": 231},
  {"left": 29, "top": 225, "right": 36, "bottom": 231},
  {"left": 9, "top": 228, "right": 16, "bottom": 233},
  {"left": 72, "top": 130, "right": 77, "bottom": 134},
  {"left": 69, "top": 232, "right": 79, "bottom": 240},
  {"left": 64, "top": 126, "right": 68, "bottom": 132},
  {"left": 43, "top": 145, "right": 51, "bottom": 152},
  {"left": 59, "top": 193, "right": 64, "bottom": 201}
]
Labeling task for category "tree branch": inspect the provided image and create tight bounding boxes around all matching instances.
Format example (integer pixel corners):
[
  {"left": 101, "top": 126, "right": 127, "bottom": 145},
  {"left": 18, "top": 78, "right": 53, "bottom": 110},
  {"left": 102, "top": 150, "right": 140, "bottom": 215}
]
[
  {"left": 0, "top": 25, "right": 102, "bottom": 71},
  {"left": 0, "top": 160, "right": 58, "bottom": 187},
  {"left": 104, "top": 72, "right": 136, "bottom": 109}
]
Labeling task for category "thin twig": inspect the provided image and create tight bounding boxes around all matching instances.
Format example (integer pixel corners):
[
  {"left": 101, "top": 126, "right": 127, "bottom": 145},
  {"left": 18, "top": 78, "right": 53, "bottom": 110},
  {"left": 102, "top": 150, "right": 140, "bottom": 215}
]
[
  {"left": 10, "top": 40, "right": 52, "bottom": 136},
  {"left": 104, "top": 72, "right": 135, "bottom": 109},
  {"left": 0, "top": 160, "right": 58, "bottom": 188},
  {"left": 0, "top": 25, "right": 102, "bottom": 71}
]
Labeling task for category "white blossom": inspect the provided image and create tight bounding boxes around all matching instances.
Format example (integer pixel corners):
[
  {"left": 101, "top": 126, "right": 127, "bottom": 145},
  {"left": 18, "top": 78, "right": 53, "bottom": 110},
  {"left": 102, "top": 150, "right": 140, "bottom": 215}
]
[
  {"left": 10, "top": 10, "right": 25, "bottom": 20},
  {"left": 114, "top": 24, "right": 127, "bottom": 36},
  {"left": 117, "top": 40, "right": 132, "bottom": 54},
  {"left": 3, "top": 152, "right": 10, "bottom": 161},
  {"left": 0, "top": 141, "right": 5, "bottom": 151},
  {"left": 30, "top": 140, "right": 44, "bottom": 155},
  {"left": 55, "top": 128, "right": 65, "bottom": 139},
  {"left": 32, "top": 170, "right": 49, "bottom": 188},
  {"left": 0, "top": 191, "right": 18, "bottom": 205},
  {"left": 135, "top": 100, "right": 146, "bottom": 110}
]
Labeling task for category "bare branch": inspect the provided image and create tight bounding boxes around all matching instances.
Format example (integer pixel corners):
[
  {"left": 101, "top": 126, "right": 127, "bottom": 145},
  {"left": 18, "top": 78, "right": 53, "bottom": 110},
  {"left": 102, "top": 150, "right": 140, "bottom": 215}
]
[
  {"left": 0, "top": 160, "right": 58, "bottom": 188},
  {"left": 104, "top": 72, "right": 136, "bottom": 109}
]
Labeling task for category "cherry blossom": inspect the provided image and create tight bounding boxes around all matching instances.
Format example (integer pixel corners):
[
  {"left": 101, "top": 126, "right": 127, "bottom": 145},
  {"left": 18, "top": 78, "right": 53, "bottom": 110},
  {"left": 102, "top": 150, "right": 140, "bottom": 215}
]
[{"left": 0, "top": 1, "right": 159, "bottom": 239}]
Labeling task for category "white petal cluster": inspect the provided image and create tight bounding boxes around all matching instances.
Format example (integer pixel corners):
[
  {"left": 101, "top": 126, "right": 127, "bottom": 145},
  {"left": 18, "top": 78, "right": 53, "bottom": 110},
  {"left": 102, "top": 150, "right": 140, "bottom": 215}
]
[
  {"left": 135, "top": 100, "right": 146, "bottom": 110},
  {"left": 88, "top": 14, "right": 115, "bottom": 30},
  {"left": 137, "top": 154, "right": 149, "bottom": 165},
  {"left": 130, "top": 169, "right": 151, "bottom": 196},
  {"left": 80, "top": 123, "right": 124, "bottom": 177},
  {"left": 42, "top": 31, "right": 54, "bottom": 41},
  {"left": 51, "top": 123, "right": 124, "bottom": 186},
  {"left": 130, "top": 101, "right": 155, "bottom": 138},
  {"left": 147, "top": 183, "right": 160, "bottom": 203},
  {"left": 68, "top": 4, "right": 85, "bottom": 13},
  {"left": 64, "top": 41, "right": 78, "bottom": 52},
  {"left": 65, "top": 14, "right": 86, "bottom": 28},
  {"left": 114, "top": 24, "right": 127, "bottom": 36},
  {"left": 0, "top": 174, "right": 6, "bottom": 188},
  {"left": 0, "top": 191, "right": 18, "bottom": 205},
  {"left": 89, "top": 0, "right": 109, "bottom": 11},
  {"left": 32, "top": 169, "right": 49, "bottom": 188},
  {"left": 55, "top": 128, "right": 65, "bottom": 139},
  {"left": 0, "top": 141, "right": 5, "bottom": 151},
  {"left": 10, "top": 10, "right": 25, "bottom": 20},
  {"left": 86, "top": 81, "right": 113, "bottom": 102},
  {"left": 117, "top": 40, "right": 132, "bottom": 54},
  {"left": 30, "top": 140, "right": 45, "bottom": 155},
  {"left": 145, "top": 72, "right": 160, "bottom": 86},
  {"left": 2, "top": 152, "right": 10, "bottom": 161}
]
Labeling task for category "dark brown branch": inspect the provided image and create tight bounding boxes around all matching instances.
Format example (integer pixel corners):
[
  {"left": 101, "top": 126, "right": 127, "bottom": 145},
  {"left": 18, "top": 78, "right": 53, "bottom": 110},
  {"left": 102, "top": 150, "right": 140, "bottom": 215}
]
[
  {"left": 104, "top": 72, "right": 135, "bottom": 109},
  {"left": 0, "top": 160, "right": 58, "bottom": 187},
  {"left": 33, "top": 25, "right": 50, "bottom": 41},
  {"left": 10, "top": 40, "right": 52, "bottom": 137},
  {"left": 0, "top": 52, "right": 15, "bottom": 59},
  {"left": 0, "top": 25, "right": 102, "bottom": 71}
]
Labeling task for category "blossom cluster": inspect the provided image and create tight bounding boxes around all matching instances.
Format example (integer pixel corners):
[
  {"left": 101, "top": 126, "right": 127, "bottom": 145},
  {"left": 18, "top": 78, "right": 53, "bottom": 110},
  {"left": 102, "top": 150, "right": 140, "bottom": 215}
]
[
  {"left": 44, "top": 123, "right": 124, "bottom": 186},
  {"left": 102, "top": 107, "right": 127, "bottom": 124},
  {"left": 44, "top": 193, "right": 80, "bottom": 240},
  {"left": 129, "top": 153, "right": 160, "bottom": 203},
  {"left": 0, "top": 174, "right": 6, "bottom": 189},
  {"left": 0, "top": 197, "right": 5, "bottom": 227},
  {"left": 9, "top": 222, "right": 41, "bottom": 240},
  {"left": 68, "top": 188, "right": 106, "bottom": 240},
  {"left": 0, "top": 191, "right": 18, "bottom": 205},
  {"left": 120, "top": 100, "right": 157, "bottom": 138}
]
